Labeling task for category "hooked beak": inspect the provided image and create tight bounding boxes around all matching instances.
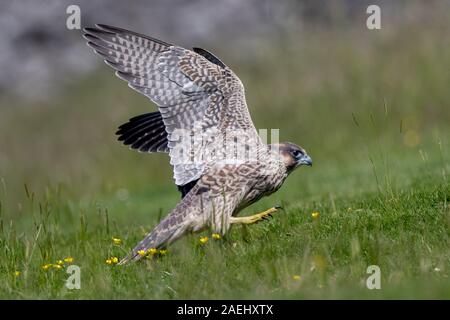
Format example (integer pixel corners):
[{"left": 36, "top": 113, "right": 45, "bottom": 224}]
[{"left": 298, "top": 154, "right": 312, "bottom": 166}]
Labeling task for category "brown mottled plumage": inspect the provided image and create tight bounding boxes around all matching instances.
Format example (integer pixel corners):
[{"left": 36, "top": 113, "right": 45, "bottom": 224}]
[{"left": 83, "top": 25, "right": 312, "bottom": 263}]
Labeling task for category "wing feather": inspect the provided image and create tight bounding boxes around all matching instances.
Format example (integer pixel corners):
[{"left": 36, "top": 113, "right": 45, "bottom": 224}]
[
  {"left": 84, "top": 24, "right": 261, "bottom": 185},
  {"left": 116, "top": 111, "right": 169, "bottom": 153}
]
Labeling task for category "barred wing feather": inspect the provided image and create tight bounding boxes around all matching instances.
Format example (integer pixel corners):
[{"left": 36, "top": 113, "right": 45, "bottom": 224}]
[{"left": 83, "top": 24, "right": 261, "bottom": 185}]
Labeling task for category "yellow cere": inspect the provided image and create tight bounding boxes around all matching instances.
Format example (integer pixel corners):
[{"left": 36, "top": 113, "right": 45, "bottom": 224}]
[
  {"left": 292, "top": 275, "right": 301, "bottom": 281},
  {"left": 311, "top": 212, "right": 320, "bottom": 219},
  {"left": 212, "top": 233, "right": 221, "bottom": 240},
  {"left": 112, "top": 238, "right": 122, "bottom": 245},
  {"left": 199, "top": 236, "right": 209, "bottom": 244}
]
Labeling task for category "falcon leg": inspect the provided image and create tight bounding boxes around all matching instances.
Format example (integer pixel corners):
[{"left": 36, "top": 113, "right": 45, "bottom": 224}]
[{"left": 230, "top": 206, "right": 280, "bottom": 225}]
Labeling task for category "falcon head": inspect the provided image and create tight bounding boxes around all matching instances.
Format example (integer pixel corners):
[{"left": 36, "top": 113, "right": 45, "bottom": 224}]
[{"left": 276, "top": 142, "right": 312, "bottom": 172}]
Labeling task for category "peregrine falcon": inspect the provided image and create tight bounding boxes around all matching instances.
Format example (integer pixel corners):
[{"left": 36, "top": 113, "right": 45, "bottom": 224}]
[{"left": 83, "top": 25, "right": 312, "bottom": 263}]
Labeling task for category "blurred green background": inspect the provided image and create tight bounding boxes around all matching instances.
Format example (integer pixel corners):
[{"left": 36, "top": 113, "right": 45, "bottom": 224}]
[{"left": 0, "top": 1, "right": 449, "bottom": 299}]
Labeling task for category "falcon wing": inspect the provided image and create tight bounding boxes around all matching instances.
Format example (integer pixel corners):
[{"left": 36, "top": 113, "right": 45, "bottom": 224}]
[{"left": 83, "top": 24, "right": 261, "bottom": 186}]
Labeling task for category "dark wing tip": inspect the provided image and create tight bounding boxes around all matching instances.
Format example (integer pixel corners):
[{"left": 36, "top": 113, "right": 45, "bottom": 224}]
[
  {"left": 116, "top": 112, "right": 169, "bottom": 153},
  {"left": 192, "top": 47, "right": 227, "bottom": 69},
  {"left": 83, "top": 25, "right": 114, "bottom": 37},
  {"left": 87, "top": 24, "right": 172, "bottom": 47},
  {"left": 82, "top": 26, "right": 97, "bottom": 33}
]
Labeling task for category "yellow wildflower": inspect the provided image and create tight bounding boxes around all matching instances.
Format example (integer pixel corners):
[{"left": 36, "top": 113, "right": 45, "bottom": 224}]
[
  {"left": 42, "top": 264, "right": 52, "bottom": 270},
  {"left": 292, "top": 275, "right": 301, "bottom": 281},
  {"left": 112, "top": 238, "right": 122, "bottom": 245},
  {"left": 159, "top": 249, "right": 167, "bottom": 255},
  {"left": 137, "top": 250, "right": 146, "bottom": 257},
  {"left": 311, "top": 211, "right": 320, "bottom": 219},
  {"left": 148, "top": 248, "right": 158, "bottom": 255},
  {"left": 56, "top": 260, "right": 64, "bottom": 266},
  {"left": 14, "top": 271, "right": 21, "bottom": 277},
  {"left": 212, "top": 233, "right": 221, "bottom": 240},
  {"left": 53, "top": 264, "right": 63, "bottom": 270},
  {"left": 199, "top": 236, "right": 209, "bottom": 244},
  {"left": 106, "top": 257, "right": 119, "bottom": 265},
  {"left": 64, "top": 257, "right": 74, "bottom": 264}
]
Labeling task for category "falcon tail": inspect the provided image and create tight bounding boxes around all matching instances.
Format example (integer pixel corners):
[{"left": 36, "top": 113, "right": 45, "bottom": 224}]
[
  {"left": 118, "top": 215, "right": 181, "bottom": 264},
  {"left": 118, "top": 190, "right": 199, "bottom": 264}
]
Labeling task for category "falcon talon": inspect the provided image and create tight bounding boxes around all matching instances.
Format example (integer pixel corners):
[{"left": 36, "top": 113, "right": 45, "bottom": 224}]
[{"left": 84, "top": 24, "right": 312, "bottom": 263}]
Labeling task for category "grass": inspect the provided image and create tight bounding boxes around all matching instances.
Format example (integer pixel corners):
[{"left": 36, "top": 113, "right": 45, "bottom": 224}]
[{"left": 0, "top": 21, "right": 449, "bottom": 299}]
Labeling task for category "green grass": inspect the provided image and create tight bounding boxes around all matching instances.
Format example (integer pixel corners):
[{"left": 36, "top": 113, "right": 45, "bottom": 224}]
[
  {"left": 1, "top": 167, "right": 449, "bottom": 299},
  {"left": 0, "top": 23, "right": 449, "bottom": 299}
]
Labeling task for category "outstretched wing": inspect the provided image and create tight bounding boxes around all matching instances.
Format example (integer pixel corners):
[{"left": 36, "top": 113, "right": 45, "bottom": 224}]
[{"left": 83, "top": 24, "right": 261, "bottom": 186}]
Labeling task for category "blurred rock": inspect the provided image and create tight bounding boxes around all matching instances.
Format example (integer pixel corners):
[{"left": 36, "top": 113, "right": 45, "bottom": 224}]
[{"left": 0, "top": 0, "right": 443, "bottom": 101}]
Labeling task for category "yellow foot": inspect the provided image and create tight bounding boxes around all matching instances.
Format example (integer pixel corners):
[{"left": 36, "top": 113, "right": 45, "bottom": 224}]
[{"left": 230, "top": 206, "right": 281, "bottom": 225}]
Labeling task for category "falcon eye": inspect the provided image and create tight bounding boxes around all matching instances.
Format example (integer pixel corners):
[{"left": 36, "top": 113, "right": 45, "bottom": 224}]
[{"left": 292, "top": 150, "right": 301, "bottom": 158}]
